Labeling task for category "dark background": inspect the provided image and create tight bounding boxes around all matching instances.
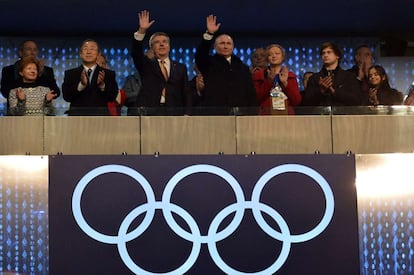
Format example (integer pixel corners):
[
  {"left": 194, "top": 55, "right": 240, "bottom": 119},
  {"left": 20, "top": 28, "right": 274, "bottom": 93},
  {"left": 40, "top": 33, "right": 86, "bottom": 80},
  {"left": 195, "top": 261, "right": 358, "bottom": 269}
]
[
  {"left": 2, "top": 0, "right": 413, "bottom": 56},
  {"left": 1, "top": 0, "right": 412, "bottom": 39}
]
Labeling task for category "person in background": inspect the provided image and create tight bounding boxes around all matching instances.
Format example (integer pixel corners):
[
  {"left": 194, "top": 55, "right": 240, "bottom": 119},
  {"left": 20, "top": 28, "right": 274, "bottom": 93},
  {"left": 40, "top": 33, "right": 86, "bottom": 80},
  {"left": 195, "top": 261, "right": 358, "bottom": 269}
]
[
  {"left": 252, "top": 44, "right": 301, "bottom": 114},
  {"left": 302, "top": 71, "right": 314, "bottom": 92},
  {"left": 131, "top": 10, "right": 190, "bottom": 114},
  {"left": 188, "top": 66, "right": 205, "bottom": 107},
  {"left": 366, "top": 65, "right": 403, "bottom": 106},
  {"left": 404, "top": 81, "right": 414, "bottom": 105},
  {"left": 195, "top": 14, "right": 258, "bottom": 114},
  {"left": 347, "top": 45, "right": 373, "bottom": 94},
  {"left": 1, "top": 40, "right": 60, "bottom": 108},
  {"left": 62, "top": 39, "right": 118, "bottom": 115},
  {"left": 250, "top": 47, "right": 267, "bottom": 73},
  {"left": 8, "top": 57, "right": 56, "bottom": 116},
  {"left": 122, "top": 71, "right": 142, "bottom": 115},
  {"left": 96, "top": 53, "right": 108, "bottom": 69},
  {"left": 96, "top": 53, "right": 127, "bottom": 116},
  {"left": 302, "top": 42, "right": 361, "bottom": 106}
]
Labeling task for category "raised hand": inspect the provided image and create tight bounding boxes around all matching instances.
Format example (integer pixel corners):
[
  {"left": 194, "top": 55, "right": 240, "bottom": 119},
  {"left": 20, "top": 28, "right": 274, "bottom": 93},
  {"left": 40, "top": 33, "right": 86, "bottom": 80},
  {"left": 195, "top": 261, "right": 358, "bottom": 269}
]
[
  {"left": 138, "top": 10, "right": 155, "bottom": 33},
  {"left": 16, "top": 88, "right": 26, "bottom": 101},
  {"left": 206, "top": 14, "right": 221, "bottom": 34},
  {"left": 362, "top": 56, "right": 372, "bottom": 77},
  {"left": 369, "top": 87, "right": 379, "bottom": 105},
  {"left": 46, "top": 90, "right": 56, "bottom": 102},
  {"left": 97, "top": 70, "right": 105, "bottom": 89},
  {"left": 196, "top": 73, "right": 205, "bottom": 92},
  {"left": 80, "top": 69, "right": 88, "bottom": 86},
  {"left": 279, "top": 66, "right": 289, "bottom": 87},
  {"left": 358, "top": 55, "right": 372, "bottom": 80}
]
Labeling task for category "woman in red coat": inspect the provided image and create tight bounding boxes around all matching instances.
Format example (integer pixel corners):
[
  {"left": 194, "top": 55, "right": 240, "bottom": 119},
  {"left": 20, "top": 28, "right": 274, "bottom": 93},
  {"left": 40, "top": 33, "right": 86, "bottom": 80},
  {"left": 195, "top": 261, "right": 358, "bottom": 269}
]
[{"left": 253, "top": 44, "right": 301, "bottom": 114}]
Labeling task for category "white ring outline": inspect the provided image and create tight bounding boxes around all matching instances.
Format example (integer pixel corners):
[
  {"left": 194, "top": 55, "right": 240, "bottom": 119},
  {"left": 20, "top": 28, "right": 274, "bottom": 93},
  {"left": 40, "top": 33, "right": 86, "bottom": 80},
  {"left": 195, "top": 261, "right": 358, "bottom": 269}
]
[
  {"left": 251, "top": 164, "right": 334, "bottom": 243},
  {"left": 208, "top": 201, "right": 292, "bottom": 275},
  {"left": 117, "top": 201, "right": 201, "bottom": 275},
  {"left": 162, "top": 164, "right": 245, "bottom": 243},
  {"left": 72, "top": 164, "right": 156, "bottom": 244},
  {"left": 71, "top": 163, "right": 335, "bottom": 274}
]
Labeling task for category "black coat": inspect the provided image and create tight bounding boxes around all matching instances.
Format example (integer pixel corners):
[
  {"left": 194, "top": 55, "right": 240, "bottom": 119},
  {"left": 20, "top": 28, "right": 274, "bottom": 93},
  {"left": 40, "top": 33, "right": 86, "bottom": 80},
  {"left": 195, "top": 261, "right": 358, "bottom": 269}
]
[
  {"left": 302, "top": 66, "right": 362, "bottom": 106},
  {"left": 195, "top": 37, "right": 258, "bottom": 109}
]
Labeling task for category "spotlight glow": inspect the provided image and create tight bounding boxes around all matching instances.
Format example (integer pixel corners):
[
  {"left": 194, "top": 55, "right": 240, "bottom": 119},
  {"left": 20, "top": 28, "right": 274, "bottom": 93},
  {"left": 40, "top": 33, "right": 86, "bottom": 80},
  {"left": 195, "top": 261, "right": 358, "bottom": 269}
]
[{"left": 356, "top": 154, "right": 414, "bottom": 198}]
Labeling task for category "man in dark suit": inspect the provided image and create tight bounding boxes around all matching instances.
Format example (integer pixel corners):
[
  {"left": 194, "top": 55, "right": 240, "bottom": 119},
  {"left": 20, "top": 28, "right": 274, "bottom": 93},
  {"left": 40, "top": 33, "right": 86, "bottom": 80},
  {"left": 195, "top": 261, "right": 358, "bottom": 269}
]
[
  {"left": 62, "top": 39, "right": 118, "bottom": 115},
  {"left": 131, "top": 10, "right": 189, "bottom": 115},
  {"left": 1, "top": 40, "right": 60, "bottom": 105},
  {"left": 194, "top": 15, "right": 258, "bottom": 115}
]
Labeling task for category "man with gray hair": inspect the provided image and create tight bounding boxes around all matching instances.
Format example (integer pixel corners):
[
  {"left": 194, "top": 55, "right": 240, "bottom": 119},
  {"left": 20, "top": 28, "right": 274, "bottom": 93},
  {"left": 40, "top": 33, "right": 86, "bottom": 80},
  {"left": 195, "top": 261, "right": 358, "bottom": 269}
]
[
  {"left": 62, "top": 39, "right": 118, "bottom": 115},
  {"left": 194, "top": 14, "right": 258, "bottom": 114},
  {"left": 131, "top": 10, "right": 189, "bottom": 114}
]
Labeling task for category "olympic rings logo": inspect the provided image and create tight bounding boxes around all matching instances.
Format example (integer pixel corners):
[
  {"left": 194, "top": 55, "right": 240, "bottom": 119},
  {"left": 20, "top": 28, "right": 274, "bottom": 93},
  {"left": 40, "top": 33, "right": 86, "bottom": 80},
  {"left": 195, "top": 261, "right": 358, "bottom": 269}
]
[{"left": 72, "top": 163, "right": 334, "bottom": 275}]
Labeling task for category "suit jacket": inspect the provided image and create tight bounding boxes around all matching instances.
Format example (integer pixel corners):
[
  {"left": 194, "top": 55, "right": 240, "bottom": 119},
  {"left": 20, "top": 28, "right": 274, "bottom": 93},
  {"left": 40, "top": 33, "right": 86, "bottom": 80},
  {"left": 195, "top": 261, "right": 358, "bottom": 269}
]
[
  {"left": 1, "top": 61, "right": 60, "bottom": 99},
  {"left": 131, "top": 38, "right": 190, "bottom": 113},
  {"left": 62, "top": 65, "right": 118, "bottom": 115}
]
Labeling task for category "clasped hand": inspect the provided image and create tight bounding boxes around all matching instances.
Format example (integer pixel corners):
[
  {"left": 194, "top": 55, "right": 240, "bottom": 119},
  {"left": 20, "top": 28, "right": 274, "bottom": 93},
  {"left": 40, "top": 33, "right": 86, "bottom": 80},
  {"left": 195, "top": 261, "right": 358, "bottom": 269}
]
[
  {"left": 81, "top": 69, "right": 105, "bottom": 89},
  {"left": 319, "top": 76, "right": 335, "bottom": 94}
]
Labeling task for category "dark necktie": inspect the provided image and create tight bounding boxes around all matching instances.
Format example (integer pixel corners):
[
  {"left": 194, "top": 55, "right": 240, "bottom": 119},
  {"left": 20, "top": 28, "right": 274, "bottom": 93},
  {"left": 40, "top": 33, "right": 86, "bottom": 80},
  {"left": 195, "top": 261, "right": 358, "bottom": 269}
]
[{"left": 87, "top": 68, "right": 92, "bottom": 83}]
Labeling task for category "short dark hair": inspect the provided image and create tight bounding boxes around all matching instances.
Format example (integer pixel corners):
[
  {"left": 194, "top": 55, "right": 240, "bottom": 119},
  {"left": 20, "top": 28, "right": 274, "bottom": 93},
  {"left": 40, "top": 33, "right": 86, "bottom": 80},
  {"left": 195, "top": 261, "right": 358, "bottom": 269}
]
[
  {"left": 320, "top": 42, "right": 342, "bottom": 61},
  {"left": 19, "top": 39, "right": 37, "bottom": 52},
  {"left": 354, "top": 44, "right": 370, "bottom": 54},
  {"left": 353, "top": 44, "right": 373, "bottom": 61},
  {"left": 80, "top": 38, "right": 100, "bottom": 52}
]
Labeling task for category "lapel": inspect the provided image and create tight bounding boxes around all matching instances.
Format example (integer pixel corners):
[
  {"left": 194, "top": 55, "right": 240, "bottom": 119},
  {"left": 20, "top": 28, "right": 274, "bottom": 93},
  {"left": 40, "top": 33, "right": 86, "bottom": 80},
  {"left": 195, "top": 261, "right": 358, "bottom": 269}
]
[
  {"left": 13, "top": 61, "right": 20, "bottom": 80},
  {"left": 78, "top": 65, "right": 86, "bottom": 77},
  {"left": 152, "top": 58, "right": 175, "bottom": 81},
  {"left": 90, "top": 65, "right": 104, "bottom": 86},
  {"left": 168, "top": 61, "right": 174, "bottom": 80},
  {"left": 91, "top": 65, "right": 101, "bottom": 85},
  {"left": 151, "top": 58, "right": 165, "bottom": 81}
]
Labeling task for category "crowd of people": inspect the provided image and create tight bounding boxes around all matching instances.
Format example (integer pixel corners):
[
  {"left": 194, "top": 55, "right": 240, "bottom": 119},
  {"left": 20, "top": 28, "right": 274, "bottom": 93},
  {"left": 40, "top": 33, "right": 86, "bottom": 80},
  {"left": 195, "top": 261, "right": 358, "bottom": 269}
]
[{"left": 0, "top": 10, "right": 411, "bottom": 116}]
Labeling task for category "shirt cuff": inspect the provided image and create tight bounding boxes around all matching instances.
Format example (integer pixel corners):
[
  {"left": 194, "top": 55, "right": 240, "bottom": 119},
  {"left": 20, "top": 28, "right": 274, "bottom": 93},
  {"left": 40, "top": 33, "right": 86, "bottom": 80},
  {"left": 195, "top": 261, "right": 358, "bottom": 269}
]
[
  {"left": 203, "top": 32, "right": 214, "bottom": 40},
  {"left": 99, "top": 83, "right": 106, "bottom": 91},
  {"left": 134, "top": 32, "right": 145, "bottom": 41},
  {"left": 77, "top": 82, "right": 86, "bottom": 91}
]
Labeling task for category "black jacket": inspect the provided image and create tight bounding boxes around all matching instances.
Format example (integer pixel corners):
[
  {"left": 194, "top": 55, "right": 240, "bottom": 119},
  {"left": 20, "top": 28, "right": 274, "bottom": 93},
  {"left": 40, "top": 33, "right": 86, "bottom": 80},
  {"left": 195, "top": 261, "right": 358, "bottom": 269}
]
[
  {"left": 131, "top": 38, "right": 189, "bottom": 110},
  {"left": 302, "top": 66, "right": 362, "bottom": 106},
  {"left": 62, "top": 65, "right": 118, "bottom": 115},
  {"left": 195, "top": 37, "right": 258, "bottom": 109}
]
